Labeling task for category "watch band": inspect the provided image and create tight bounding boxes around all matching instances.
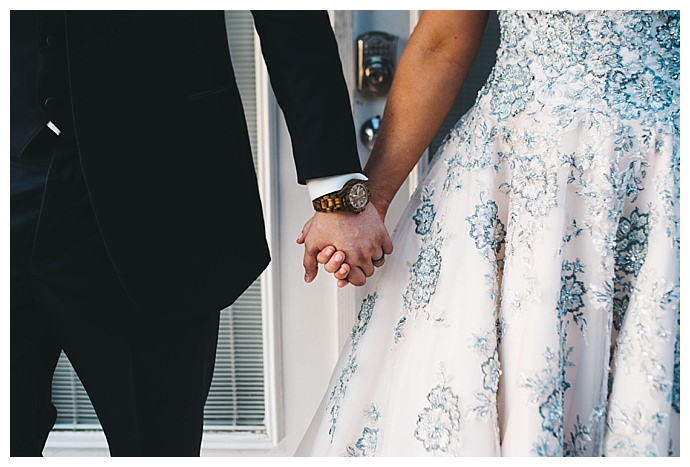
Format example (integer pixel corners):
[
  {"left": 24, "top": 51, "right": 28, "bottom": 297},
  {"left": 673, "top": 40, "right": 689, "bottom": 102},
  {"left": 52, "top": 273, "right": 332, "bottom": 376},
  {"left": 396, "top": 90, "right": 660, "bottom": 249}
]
[
  {"left": 312, "top": 179, "right": 369, "bottom": 213},
  {"left": 312, "top": 194, "right": 347, "bottom": 213}
]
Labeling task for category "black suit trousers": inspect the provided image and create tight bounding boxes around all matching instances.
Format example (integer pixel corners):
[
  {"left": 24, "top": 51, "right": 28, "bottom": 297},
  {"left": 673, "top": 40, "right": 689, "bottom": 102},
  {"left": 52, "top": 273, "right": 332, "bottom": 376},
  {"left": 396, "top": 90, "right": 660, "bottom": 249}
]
[{"left": 10, "top": 129, "right": 221, "bottom": 456}]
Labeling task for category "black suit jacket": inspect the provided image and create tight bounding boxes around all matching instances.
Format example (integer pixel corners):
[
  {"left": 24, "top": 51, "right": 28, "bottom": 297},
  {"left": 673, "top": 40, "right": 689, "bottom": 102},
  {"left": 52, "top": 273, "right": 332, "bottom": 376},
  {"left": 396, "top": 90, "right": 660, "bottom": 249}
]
[{"left": 10, "top": 11, "right": 361, "bottom": 318}]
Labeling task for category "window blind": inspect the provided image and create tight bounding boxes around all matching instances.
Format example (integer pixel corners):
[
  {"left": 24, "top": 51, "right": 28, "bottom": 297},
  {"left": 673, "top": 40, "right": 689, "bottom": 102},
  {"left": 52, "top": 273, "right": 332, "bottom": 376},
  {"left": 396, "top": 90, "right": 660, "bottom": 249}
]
[
  {"left": 51, "top": 10, "right": 266, "bottom": 435},
  {"left": 204, "top": 280, "right": 265, "bottom": 431}
]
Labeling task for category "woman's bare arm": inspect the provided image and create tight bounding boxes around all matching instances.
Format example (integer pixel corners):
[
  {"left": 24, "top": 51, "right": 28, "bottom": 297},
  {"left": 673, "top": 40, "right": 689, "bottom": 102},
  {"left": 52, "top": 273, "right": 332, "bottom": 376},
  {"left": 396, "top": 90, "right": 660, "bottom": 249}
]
[
  {"left": 310, "top": 10, "right": 490, "bottom": 286},
  {"left": 366, "top": 10, "right": 489, "bottom": 219}
]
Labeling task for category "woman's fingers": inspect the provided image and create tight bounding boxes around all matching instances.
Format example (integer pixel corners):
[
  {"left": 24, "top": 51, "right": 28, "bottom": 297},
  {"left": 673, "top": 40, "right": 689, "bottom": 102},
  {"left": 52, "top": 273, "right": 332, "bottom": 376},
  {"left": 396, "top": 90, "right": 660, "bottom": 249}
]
[
  {"left": 316, "top": 246, "right": 335, "bottom": 265},
  {"left": 334, "top": 262, "right": 350, "bottom": 281},
  {"left": 312, "top": 243, "right": 389, "bottom": 286}
]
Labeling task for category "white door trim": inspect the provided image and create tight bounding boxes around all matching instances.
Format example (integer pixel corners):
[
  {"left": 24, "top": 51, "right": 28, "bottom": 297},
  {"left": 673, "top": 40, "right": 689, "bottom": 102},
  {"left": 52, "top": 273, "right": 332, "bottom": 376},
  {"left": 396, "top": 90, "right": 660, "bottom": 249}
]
[{"left": 253, "top": 27, "right": 284, "bottom": 449}]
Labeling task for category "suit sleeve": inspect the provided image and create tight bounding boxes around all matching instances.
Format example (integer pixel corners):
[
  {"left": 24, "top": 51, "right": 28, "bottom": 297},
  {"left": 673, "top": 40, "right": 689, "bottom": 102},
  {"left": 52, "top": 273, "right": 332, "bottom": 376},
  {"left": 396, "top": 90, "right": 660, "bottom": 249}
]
[{"left": 251, "top": 10, "right": 362, "bottom": 184}]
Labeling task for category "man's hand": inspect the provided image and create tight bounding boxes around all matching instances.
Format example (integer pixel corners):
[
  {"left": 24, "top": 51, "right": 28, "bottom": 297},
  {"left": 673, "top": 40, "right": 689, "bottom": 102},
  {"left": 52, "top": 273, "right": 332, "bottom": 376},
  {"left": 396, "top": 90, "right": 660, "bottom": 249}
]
[{"left": 297, "top": 204, "right": 392, "bottom": 287}]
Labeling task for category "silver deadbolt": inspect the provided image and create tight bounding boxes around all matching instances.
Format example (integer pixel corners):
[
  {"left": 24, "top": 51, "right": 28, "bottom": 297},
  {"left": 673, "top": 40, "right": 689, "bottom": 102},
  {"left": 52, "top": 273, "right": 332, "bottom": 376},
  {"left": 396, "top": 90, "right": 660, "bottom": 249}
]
[{"left": 360, "top": 115, "right": 382, "bottom": 150}]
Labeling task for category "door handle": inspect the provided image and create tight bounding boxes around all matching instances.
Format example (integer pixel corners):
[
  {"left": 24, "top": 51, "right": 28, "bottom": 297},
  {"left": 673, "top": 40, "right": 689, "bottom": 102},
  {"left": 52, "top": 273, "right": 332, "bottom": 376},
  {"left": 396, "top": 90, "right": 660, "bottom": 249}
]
[{"left": 360, "top": 115, "right": 381, "bottom": 150}]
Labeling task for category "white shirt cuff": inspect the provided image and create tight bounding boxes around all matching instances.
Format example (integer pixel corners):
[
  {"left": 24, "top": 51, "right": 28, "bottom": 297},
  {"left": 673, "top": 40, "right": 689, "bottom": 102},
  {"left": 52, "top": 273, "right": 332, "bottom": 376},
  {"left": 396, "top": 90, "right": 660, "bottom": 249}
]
[{"left": 306, "top": 173, "right": 368, "bottom": 200}]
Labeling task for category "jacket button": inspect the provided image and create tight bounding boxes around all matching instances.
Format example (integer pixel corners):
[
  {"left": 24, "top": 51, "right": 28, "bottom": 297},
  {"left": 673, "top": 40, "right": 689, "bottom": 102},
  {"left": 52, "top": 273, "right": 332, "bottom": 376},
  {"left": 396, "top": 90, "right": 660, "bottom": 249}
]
[
  {"left": 45, "top": 35, "right": 57, "bottom": 47},
  {"left": 44, "top": 97, "right": 57, "bottom": 109}
]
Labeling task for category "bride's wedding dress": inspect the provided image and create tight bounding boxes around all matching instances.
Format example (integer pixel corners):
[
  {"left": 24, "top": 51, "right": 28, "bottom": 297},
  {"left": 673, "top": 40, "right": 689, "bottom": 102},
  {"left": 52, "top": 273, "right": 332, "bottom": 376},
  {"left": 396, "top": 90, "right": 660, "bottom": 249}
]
[{"left": 298, "top": 10, "right": 680, "bottom": 456}]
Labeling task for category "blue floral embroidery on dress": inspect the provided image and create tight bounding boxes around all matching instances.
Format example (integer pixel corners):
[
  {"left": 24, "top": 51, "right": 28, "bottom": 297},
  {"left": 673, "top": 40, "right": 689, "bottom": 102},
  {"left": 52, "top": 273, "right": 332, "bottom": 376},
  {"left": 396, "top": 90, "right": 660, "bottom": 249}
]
[
  {"left": 656, "top": 11, "right": 680, "bottom": 50},
  {"left": 605, "top": 400, "right": 668, "bottom": 456},
  {"left": 466, "top": 193, "right": 506, "bottom": 307},
  {"left": 559, "top": 259, "right": 587, "bottom": 333},
  {"left": 545, "top": 257, "right": 588, "bottom": 455},
  {"left": 467, "top": 199, "right": 506, "bottom": 256},
  {"left": 469, "top": 331, "right": 493, "bottom": 356},
  {"left": 326, "top": 292, "right": 377, "bottom": 440},
  {"left": 413, "top": 187, "right": 436, "bottom": 235},
  {"left": 414, "top": 381, "right": 462, "bottom": 452},
  {"left": 564, "top": 404, "right": 607, "bottom": 456},
  {"left": 403, "top": 243, "right": 442, "bottom": 314},
  {"left": 531, "top": 11, "right": 587, "bottom": 79},
  {"left": 468, "top": 328, "right": 501, "bottom": 421},
  {"left": 658, "top": 144, "right": 681, "bottom": 252},
  {"left": 346, "top": 427, "right": 378, "bottom": 457},
  {"left": 488, "top": 62, "right": 534, "bottom": 121},
  {"left": 626, "top": 69, "right": 673, "bottom": 113},
  {"left": 504, "top": 153, "right": 558, "bottom": 217},
  {"left": 441, "top": 113, "right": 504, "bottom": 193},
  {"left": 605, "top": 274, "right": 679, "bottom": 456},
  {"left": 612, "top": 208, "right": 650, "bottom": 331},
  {"left": 400, "top": 186, "right": 445, "bottom": 327},
  {"left": 346, "top": 405, "right": 381, "bottom": 457},
  {"left": 655, "top": 12, "right": 680, "bottom": 80},
  {"left": 498, "top": 9, "right": 527, "bottom": 49},
  {"left": 615, "top": 207, "right": 649, "bottom": 277},
  {"left": 583, "top": 23, "right": 623, "bottom": 78},
  {"left": 393, "top": 316, "right": 406, "bottom": 344},
  {"left": 540, "top": 384, "right": 567, "bottom": 439},
  {"left": 612, "top": 293, "right": 630, "bottom": 332},
  {"left": 481, "top": 351, "right": 501, "bottom": 393},
  {"left": 466, "top": 200, "right": 506, "bottom": 268},
  {"left": 522, "top": 342, "right": 575, "bottom": 456},
  {"left": 601, "top": 12, "right": 679, "bottom": 126}
]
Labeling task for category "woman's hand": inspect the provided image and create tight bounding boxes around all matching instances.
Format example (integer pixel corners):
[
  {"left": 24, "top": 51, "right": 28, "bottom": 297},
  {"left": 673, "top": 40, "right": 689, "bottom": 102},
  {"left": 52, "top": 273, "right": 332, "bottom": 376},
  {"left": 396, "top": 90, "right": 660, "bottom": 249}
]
[
  {"left": 312, "top": 246, "right": 351, "bottom": 288},
  {"left": 296, "top": 204, "right": 392, "bottom": 287}
]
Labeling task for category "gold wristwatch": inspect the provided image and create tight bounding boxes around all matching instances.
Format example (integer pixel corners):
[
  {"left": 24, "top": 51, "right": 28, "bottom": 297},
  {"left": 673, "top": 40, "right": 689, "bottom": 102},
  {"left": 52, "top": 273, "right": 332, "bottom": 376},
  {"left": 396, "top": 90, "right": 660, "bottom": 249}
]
[{"left": 312, "top": 179, "right": 370, "bottom": 214}]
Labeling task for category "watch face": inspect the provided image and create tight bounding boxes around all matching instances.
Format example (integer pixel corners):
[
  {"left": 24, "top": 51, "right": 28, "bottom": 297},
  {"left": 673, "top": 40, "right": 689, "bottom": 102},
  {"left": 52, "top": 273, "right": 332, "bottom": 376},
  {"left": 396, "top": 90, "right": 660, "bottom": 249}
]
[{"left": 348, "top": 183, "right": 369, "bottom": 210}]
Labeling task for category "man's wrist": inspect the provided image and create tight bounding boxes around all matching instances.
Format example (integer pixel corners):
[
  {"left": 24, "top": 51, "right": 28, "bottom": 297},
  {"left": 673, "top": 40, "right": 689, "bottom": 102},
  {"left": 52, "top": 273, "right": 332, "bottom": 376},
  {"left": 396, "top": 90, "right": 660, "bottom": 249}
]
[
  {"left": 306, "top": 173, "right": 368, "bottom": 201},
  {"left": 311, "top": 178, "right": 370, "bottom": 214}
]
